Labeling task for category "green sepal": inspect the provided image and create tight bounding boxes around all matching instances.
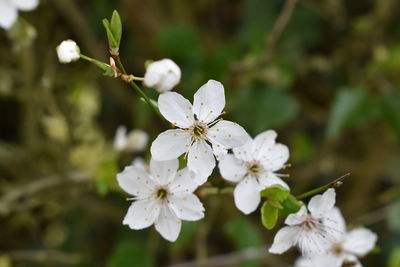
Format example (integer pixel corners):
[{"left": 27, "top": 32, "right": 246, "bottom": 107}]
[
  {"left": 261, "top": 200, "right": 279, "bottom": 230},
  {"left": 260, "top": 185, "right": 289, "bottom": 202}
]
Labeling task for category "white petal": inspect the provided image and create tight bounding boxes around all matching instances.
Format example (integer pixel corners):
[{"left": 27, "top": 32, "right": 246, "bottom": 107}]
[
  {"left": 308, "top": 188, "right": 336, "bottom": 218},
  {"left": 131, "top": 157, "right": 148, "bottom": 172},
  {"left": 151, "top": 129, "right": 191, "bottom": 160},
  {"left": 232, "top": 139, "right": 254, "bottom": 162},
  {"left": 207, "top": 120, "right": 249, "bottom": 149},
  {"left": 260, "top": 143, "right": 289, "bottom": 172},
  {"left": 218, "top": 154, "right": 247, "bottom": 182},
  {"left": 212, "top": 143, "right": 227, "bottom": 161},
  {"left": 155, "top": 203, "right": 181, "bottom": 242},
  {"left": 285, "top": 205, "right": 307, "bottom": 226},
  {"left": 113, "top": 125, "right": 127, "bottom": 150},
  {"left": 0, "top": 1, "right": 18, "bottom": 30},
  {"left": 168, "top": 168, "right": 199, "bottom": 193},
  {"left": 12, "top": 0, "right": 39, "bottom": 11},
  {"left": 187, "top": 140, "right": 215, "bottom": 184},
  {"left": 158, "top": 92, "right": 194, "bottom": 128},
  {"left": 149, "top": 159, "right": 178, "bottom": 185},
  {"left": 143, "top": 59, "right": 181, "bottom": 92},
  {"left": 324, "top": 207, "right": 347, "bottom": 238},
  {"left": 169, "top": 193, "right": 205, "bottom": 221},
  {"left": 343, "top": 228, "right": 377, "bottom": 256},
  {"left": 123, "top": 198, "right": 160, "bottom": 229},
  {"left": 258, "top": 172, "right": 290, "bottom": 190},
  {"left": 193, "top": 80, "right": 225, "bottom": 123},
  {"left": 268, "top": 226, "right": 300, "bottom": 254},
  {"left": 117, "top": 166, "right": 156, "bottom": 197},
  {"left": 252, "top": 130, "right": 277, "bottom": 159},
  {"left": 233, "top": 177, "right": 261, "bottom": 214}
]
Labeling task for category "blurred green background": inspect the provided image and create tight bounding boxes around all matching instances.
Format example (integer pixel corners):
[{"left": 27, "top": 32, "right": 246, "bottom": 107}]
[{"left": 1, "top": 0, "right": 400, "bottom": 266}]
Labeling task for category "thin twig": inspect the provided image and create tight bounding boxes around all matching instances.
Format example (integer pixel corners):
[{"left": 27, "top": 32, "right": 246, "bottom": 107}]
[{"left": 296, "top": 173, "right": 350, "bottom": 200}]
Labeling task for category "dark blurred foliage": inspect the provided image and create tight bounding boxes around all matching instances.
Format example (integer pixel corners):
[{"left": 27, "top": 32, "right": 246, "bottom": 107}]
[{"left": 0, "top": 0, "right": 400, "bottom": 266}]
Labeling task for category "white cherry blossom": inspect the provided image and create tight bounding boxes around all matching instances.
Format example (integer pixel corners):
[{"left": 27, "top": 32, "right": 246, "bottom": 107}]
[
  {"left": 56, "top": 40, "right": 80, "bottom": 63},
  {"left": 143, "top": 59, "right": 181, "bottom": 93},
  {"left": 0, "top": 0, "right": 39, "bottom": 30},
  {"left": 218, "top": 130, "right": 290, "bottom": 214},
  {"left": 295, "top": 227, "right": 377, "bottom": 267},
  {"left": 269, "top": 188, "right": 345, "bottom": 256},
  {"left": 151, "top": 80, "right": 249, "bottom": 184},
  {"left": 117, "top": 158, "right": 205, "bottom": 242}
]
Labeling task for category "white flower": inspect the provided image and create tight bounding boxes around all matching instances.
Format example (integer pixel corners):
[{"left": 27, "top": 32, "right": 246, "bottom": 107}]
[
  {"left": 117, "top": 158, "right": 205, "bottom": 242},
  {"left": 0, "top": 0, "right": 39, "bottom": 30},
  {"left": 150, "top": 80, "right": 249, "bottom": 184},
  {"left": 56, "top": 40, "right": 80, "bottom": 63},
  {"left": 143, "top": 59, "right": 181, "bottom": 92},
  {"left": 269, "top": 188, "right": 346, "bottom": 256},
  {"left": 114, "top": 125, "right": 149, "bottom": 152},
  {"left": 218, "top": 130, "right": 290, "bottom": 214},
  {"left": 295, "top": 227, "right": 377, "bottom": 267}
]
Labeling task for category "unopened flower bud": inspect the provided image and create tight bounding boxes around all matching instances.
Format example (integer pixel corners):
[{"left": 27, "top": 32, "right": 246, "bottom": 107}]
[
  {"left": 56, "top": 40, "right": 80, "bottom": 63},
  {"left": 143, "top": 59, "right": 181, "bottom": 93}
]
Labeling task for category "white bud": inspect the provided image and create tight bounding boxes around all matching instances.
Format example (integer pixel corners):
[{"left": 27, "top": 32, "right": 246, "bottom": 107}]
[
  {"left": 113, "top": 125, "right": 128, "bottom": 151},
  {"left": 125, "top": 129, "right": 149, "bottom": 152},
  {"left": 143, "top": 59, "right": 181, "bottom": 93},
  {"left": 56, "top": 40, "right": 80, "bottom": 63}
]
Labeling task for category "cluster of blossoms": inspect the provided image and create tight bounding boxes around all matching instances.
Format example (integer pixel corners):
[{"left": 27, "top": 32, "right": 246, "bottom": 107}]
[
  {"left": 56, "top": 26, "right": 378, "bottom": 265},
  {"left": 269, "top": 188, "right": 377, "bottom": 267}
]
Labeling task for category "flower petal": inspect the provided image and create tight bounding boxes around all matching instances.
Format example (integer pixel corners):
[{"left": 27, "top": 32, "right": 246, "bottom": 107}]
[
  {"left": 308, "top": 188, "right": 336, "bottom": 218},
  {"left": 252, "top": 130, "right": 277, "bottom": 159},
  {"left": 151, "top": 129, "right": 191, "bottom": 161},
  {"left": 193, "top": 80, "right": 225, "bottom": 123},
  {"left": 187, "top": 140, "right": 215, "bottom": 184},
  {"left": 218, "top": 154, "right": 247, "bottom": 182},
  {"left": 113, "top": 125, "right": 127, "bottom": 151},
  {"left": 123, "top": 198, "right": 160, "bottom": 229},
  {"left": 208, "top": 120, "right": 249, "bottom": 149},
  {"left": 155, "top": 203, "right": 181, "bottom": 242},
  {"left": 324, "top": 207, "right": 347, "bottom": 238},
  {"left": 285, "top": 205, "right": 307, "bottom": 226},
  {"left": 233, "top": 139, "right": 254, "bottom": 162},
  {"left": 259, "top": 143, "right": 289, "bottom": 172},
  {"left": 343, "top": 228, "right": 377, "bottom": 256},
  {"left": 168, "top": 168, "right": 199, "bottom": 193},
  {"left": 0, "top": 1, "right": 17, "bottom": 30},
  {"left": 212, "top": 142, "right": 227, "bottom": 161},
  {"left": 158, "top": 92, "right": 194, "bottom": 128},
  {"left": 268, "top": 226, "right": 300, "bottom": 254},
  {"left": 12, "top": 0, "right": 39, "bottom": 10},
  {"left": 233, "top": 177, "right": 261, "bottom": 214},
  {"left": 169, "top": 193, "right": 205, "bottom": 221},
  {"left": 150, "top": 159, "right": 179, "bottom": 185},
  {"left": 117, "top": 166, "right": 156, "bottom": 197},
  {"left": 259, "top": 172, "right": 290, "bottom": 190}
]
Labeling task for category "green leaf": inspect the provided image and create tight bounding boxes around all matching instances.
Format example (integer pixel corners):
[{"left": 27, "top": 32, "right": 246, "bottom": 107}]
[
  {"left": 261, "top": 201, "right": 279, "bottom": 230},
  {"left": 103, "top": 18, "right": 118, "bottom": 48},
  {"left": 260, "top": 185, "right": 289, "bottom": 202},
  {"left": 110, "top": 10, "right": 122, "bottom": 46},
  {"left": 279, "top": 194, "right": 302, "bottom": 216}
]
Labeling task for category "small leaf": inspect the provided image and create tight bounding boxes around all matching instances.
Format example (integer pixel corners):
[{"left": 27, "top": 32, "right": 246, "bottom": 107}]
[
  {"left": 279, "top": 194, "right": 302, "bottom": 216},
  {"left": 110, "top": 10, "right": 122, "bottom": 46},
  {"left": 260, "top": 185, "right": 289, "bottom": 202},
  {"left": 102, "top": 19, "right": 118, "bottom": 48},
  {"left": 261, "top": 201, "right": 279, "bottom": 230}
]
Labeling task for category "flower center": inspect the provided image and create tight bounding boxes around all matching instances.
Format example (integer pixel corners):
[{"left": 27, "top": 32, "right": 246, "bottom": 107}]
[
  {"left": 246, "top": 161, "right": 263, "bottom": 176},
  {"left": 190, "top": 122, "right": 208, "bottom": 140},
  {"left": 332, "top": 244, "right": 343, "bottom": 255},
  {"left": 157, "top": 188, "right": 168, "bottom": 199}
]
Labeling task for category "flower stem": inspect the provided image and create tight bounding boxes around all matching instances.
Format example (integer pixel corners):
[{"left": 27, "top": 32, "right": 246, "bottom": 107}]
[
  {"left": 114, "top": 57, "right": 165, "bottom": 122},
  {"left": 296, "top": 173, "right": 350, "bottom": 200}
]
